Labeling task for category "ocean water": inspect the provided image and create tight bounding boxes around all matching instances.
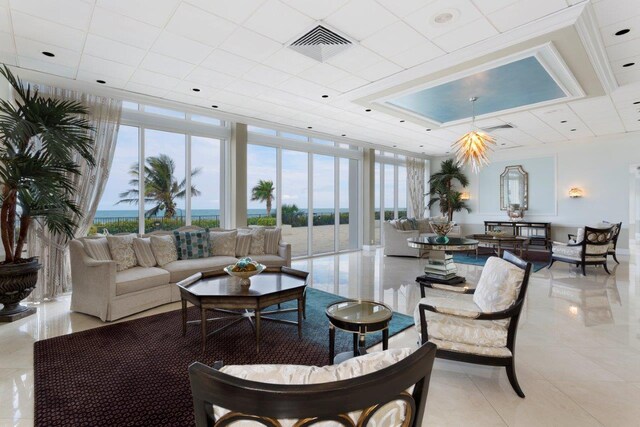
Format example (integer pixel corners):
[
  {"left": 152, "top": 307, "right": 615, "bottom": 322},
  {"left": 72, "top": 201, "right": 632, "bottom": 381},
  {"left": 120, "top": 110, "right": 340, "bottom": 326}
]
[{"left": 94, "top": 208, "right": 344, "bottom": 218}]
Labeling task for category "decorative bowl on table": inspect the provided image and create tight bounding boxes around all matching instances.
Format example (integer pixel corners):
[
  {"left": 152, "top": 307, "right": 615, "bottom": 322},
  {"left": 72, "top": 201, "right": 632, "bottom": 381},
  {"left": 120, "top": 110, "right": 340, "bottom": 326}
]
[
  {"left": 224, "top": 257, "right": 266, "bottom": 287},
  {"left": 429, "top": 218, "right": 454, "bottom": 244}
]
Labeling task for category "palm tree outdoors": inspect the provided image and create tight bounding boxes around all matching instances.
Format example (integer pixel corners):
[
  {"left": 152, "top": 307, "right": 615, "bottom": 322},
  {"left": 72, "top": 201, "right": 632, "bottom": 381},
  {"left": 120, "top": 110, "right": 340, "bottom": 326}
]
[
  {"left": 428, "top": 159, "right": 471, "bottom": 221},
  {"left": 117, "top": 154, "right": 201, "bottom": 218},
  {"left": 251, "top": 179, "right": 275, "bottom": 217}
]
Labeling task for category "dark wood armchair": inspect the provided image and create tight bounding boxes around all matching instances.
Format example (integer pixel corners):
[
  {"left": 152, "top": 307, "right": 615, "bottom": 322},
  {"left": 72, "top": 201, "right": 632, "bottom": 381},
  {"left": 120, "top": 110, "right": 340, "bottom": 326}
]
[
  {"left": 189, "top": 343, "right": 437, "bottom": 427},
  {"left": 567, "top": 222, "right": 622, "bottom": 264},
  {"left": 550, "top": 226, "right": 615, "bottom": 275},
  {"left": 415, "top": 251, "right": 532, "bottom": 397}
]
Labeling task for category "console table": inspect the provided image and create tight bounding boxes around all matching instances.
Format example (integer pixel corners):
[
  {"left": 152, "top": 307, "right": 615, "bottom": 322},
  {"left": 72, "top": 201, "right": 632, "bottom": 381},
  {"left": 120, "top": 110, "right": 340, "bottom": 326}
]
[{"left": 484, "top": 221, "right": 551, "bottom": 249}]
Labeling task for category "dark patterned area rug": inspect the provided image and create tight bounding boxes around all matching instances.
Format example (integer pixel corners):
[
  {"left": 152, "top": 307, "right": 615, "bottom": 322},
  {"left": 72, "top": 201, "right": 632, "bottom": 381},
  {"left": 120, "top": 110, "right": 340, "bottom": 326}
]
[{"left": 34, "top": 287, "right": 413, "bottom": 427}]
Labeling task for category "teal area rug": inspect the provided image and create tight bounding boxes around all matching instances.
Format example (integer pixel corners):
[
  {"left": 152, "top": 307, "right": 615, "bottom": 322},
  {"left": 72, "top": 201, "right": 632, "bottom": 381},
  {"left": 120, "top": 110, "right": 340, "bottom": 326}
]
[
  {"left": 295, "top": 287, "right": 415, "bottom": 348},
  {"left": 453, "top": 253, "right": 547, "bottom": 272}
]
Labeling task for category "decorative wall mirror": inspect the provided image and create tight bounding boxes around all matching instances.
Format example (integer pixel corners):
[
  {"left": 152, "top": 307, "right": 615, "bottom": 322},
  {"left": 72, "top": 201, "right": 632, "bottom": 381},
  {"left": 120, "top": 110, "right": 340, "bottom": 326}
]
[{"left": 500, "top": 165, "right": 528, "bottom": 211}]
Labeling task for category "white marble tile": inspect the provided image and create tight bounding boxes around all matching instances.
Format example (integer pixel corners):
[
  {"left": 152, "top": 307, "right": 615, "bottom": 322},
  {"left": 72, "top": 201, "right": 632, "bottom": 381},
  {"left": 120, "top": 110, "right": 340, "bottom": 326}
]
[
  {"left": 1, "top": 248, "right": 639, "bottom": 426},
  {"left": 553, "top": 381, "right": 640, "bottom": 427}
]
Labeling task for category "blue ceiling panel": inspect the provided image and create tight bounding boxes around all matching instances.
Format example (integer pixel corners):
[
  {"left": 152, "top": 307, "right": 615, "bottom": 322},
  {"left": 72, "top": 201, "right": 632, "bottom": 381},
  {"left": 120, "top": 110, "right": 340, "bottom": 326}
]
[{"left": 386, "top": 56, "right": 567, "bottom": 123}]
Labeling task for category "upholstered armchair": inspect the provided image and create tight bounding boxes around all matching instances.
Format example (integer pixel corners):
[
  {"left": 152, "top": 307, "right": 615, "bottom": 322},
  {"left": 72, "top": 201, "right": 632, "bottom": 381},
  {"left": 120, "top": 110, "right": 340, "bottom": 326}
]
[
  {"left": 568, "top": 222, "right": 622, "bottom": 264},
  {"left": 549, "top": 226, "right": 615, "bottom": 275},
  {"left": 414, "top": 251, "right": 532, "bottom": 397},
  {"left": 188, "top": 344, "right": 437, "bottom": 427}
]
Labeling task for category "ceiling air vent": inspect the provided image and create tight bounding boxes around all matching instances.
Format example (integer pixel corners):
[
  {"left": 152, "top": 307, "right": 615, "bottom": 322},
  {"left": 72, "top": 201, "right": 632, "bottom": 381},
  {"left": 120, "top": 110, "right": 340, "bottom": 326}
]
[
  {"left": 481, "top": 123, "right": 515, "bottom": 132},
  {"left": 289, "top": 25, "right": 353, "bottom": 62}
]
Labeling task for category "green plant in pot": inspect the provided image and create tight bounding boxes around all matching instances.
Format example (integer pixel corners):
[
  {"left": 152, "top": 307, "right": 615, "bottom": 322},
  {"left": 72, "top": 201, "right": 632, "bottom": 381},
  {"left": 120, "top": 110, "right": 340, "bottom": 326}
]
[
  {"left": 0, "top": 66, "right": 95, "bottom": 321},
  {"left": 427, "top": 159, "right": 471, "bottom": 222}
]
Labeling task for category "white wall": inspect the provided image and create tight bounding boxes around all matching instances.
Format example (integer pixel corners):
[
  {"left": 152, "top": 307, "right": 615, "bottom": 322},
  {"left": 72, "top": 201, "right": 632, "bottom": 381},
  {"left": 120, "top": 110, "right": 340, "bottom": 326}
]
[
  {"left": 431, "top": 132, "right": 640, "bottom": 251},
  {"left": 0, "top": 73, "right": 9, "bottom": 102}
]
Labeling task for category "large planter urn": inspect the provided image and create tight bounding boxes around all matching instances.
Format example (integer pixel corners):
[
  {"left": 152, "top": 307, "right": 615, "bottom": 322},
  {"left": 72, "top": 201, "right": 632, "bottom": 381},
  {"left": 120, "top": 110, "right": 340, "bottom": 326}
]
[{"left": 0, "top": 257, "right": 40, "bottom": 322}]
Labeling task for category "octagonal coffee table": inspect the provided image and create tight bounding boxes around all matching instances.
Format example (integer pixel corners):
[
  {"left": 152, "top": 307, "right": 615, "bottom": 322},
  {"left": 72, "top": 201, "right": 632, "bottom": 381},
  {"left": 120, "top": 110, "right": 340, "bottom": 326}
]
[{"left": 177, "top": 267, "right": 308, "bottom": 354}]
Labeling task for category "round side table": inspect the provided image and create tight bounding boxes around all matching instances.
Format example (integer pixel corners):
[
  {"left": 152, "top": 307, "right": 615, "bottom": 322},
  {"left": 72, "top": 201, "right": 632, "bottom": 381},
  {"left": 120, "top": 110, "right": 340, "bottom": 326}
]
[{"left": 325, "top": 300, "right": 392, "bottom": 365}]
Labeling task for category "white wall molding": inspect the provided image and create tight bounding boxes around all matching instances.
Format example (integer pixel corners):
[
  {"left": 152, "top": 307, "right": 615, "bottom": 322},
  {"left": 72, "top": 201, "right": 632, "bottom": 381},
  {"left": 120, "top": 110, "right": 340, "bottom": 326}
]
[{"left": 575, "top": 3, "right": 619, "bottom": 93}]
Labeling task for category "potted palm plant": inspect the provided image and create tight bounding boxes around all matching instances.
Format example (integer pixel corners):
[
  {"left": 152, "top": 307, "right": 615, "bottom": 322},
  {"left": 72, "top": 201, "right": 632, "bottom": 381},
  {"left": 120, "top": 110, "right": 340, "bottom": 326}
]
[{"left": 0, "top": 65, "right": 95, "bottom": 321}]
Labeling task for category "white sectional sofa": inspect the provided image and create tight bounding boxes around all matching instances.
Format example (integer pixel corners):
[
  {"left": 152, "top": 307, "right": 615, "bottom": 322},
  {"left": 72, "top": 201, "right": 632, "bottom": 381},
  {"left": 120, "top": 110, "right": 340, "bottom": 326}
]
[
  {"left": 383, "top": 218, "right": 461, "bottom": 257},
  {"left": 70, "top": 226, "right": 291, "bottom": 322}
]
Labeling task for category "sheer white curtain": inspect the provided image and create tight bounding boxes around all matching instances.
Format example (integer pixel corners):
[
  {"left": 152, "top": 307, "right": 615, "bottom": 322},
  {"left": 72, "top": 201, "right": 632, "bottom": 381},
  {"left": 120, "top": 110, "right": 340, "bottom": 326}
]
[
  {"left": 407, "top": 157, "right": 426, "bottom": 219},
  {"left": 26, "top": 86, "right": 122, "bottom": 301}
]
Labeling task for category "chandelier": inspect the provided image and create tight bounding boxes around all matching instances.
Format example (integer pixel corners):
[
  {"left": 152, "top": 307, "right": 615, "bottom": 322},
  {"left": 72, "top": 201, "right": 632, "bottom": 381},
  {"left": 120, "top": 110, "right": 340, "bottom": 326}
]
[{"left": 451, "top": 97, "right": 495, "bottom": 173}]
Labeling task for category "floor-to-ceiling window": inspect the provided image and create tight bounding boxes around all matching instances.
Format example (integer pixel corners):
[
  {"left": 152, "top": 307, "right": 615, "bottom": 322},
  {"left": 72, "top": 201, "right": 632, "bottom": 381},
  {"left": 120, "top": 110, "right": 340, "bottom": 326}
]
[
  {"left": 248, "top": 128, "right": 361, "bottom": 258},
  {"left": 247, "top": 144, "right": 277, "bottom": 225},
  {"left": 313, "top": 154, "right": 335, "bottom": 255},
  {"left": 281, "top": 149, "right": 309, "bottom": 257},
  {"left": 94, "top": 125, "right": 140, "bottom": 234},
  {"left": 144, "top": 129, "right": 186, "bottom": 231},
  {"left": 375, "top": 152, "right": 413, "bottom": 245},
  {"left": 92, "top": 103, "right": 228, "bottom": 235},
  {"left": 191, "top": 136, "right": 222, "bottom": 228}
]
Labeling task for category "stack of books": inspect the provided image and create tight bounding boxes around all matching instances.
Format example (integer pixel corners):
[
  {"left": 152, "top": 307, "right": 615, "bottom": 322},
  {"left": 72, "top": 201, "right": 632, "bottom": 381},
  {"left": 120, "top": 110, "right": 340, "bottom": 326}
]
[{"left": 424, "top": 252, "right": 457, "bottom": 279}]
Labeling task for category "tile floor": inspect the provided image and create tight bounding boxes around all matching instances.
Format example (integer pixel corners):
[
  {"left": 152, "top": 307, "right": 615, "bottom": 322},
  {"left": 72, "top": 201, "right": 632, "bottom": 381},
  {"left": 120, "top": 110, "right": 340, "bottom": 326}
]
[{"left": 0, "top": 247, "right": 638, "bottom": 426}]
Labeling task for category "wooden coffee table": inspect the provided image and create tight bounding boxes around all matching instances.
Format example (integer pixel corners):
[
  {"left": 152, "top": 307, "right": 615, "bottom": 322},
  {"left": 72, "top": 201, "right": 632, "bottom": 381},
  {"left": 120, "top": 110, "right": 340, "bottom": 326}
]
[{"left": 177, "top": 267, "right": 308, "bottom": 354}]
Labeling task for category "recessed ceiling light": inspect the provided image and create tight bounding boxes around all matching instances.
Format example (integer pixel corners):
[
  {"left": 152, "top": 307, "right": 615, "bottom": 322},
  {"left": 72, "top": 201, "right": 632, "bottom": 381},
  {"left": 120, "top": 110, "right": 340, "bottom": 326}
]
[
  {"left": 426, "top": 128, "right": 431, "bottom": 131},
  {"left": 365, "top": 109, "right": 371, "bottom": 112},
  {"left": 570, "top": 128, "right": 577, "bottom": 131},
  {"left": 615, "top": 29, "right": 630, "bottom": 36},
  {"left": 192, "top": 88, "right": 201, "bottom": 92},
  {"left": 341, "top": 134, "right": 346, "bottom": 137},
  {"left": 393, "top": 145, "right": 397, "bottom": 147},
  {"left": 623, "top": 62, "right": 635, "bottom": 68},
  {"left": 96, "top": 79, "right": 106, "bottom": 84},
  {"left": 634, "top": 101, "right": 640, "bottom": 105},
  {"left": 419, "top": 145, "right": 424, "bottom": 147},
  {"left": 501, "top": 143, "right": 506, "bottom": 146},
  {"left": 432, "top": 9, "right": 459, "bottom": 25},
  {"left": 42, "top": 51, "right": 55, "bottom": 57},
  {"left": 211, "top": 105, "right": 218, "bottom": 108},
  {"left": 307, "top": 126, "right": 312, "bottom": 129},
  {"left": 399, "top": 120, "right": 405, "bottom": 123},
  {"left": 321, "top": 95, "right": 329, "bottom": 98},
  {"left": 560, "top": 120, "right": 567, "bottom": 123}
]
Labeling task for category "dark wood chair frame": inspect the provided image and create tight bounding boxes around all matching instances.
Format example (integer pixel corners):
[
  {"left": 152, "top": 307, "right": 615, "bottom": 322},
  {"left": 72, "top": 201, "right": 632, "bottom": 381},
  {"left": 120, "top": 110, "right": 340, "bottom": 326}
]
[
  {"left": 188, "top": 343, "right": 437, "bottom": 427},
  {"left": 550, "top": 226, "right": 615, "bottom": 276},
  {"left": 417, "top": 251, "right": 532, "bottom": 398},
  {"left": 567, "top": 222, "right": 622, "bottom": 264}
]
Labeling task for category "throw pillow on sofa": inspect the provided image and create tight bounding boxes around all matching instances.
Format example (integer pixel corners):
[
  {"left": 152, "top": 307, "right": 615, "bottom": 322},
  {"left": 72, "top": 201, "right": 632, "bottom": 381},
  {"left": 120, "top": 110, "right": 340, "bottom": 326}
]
[
  {"left": 174, "top": 229, "right": 211, "bottom": 260},
  {"left": 239, "top": 228, "right": 265, "bottom": 255},
  {"left": 264, "top": 227, "right": 281, "bottom": 255},
  {"left": 83, "top": 237, "right": 112, "bottom": 261},
  {"left": 150, "top": 235, "right": 178, "bottom": 267},
  {"left": 133, "top": 237, "right": 157, "bottom": 268},
  {"left": 107, "top": 234, "right": 138, "bottom": 272},
  {"left": 235, "top": 233, "right": 251, "bottom": 257},
  {"left": 210, "top": 230, "right": 237, "bottom": 257}
]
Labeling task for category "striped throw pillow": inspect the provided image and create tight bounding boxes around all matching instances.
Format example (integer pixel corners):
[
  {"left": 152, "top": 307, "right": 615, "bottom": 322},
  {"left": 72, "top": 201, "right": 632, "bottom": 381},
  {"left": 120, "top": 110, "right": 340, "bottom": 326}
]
[
  {"left": 264, "top": 228, "right": 281, "bottom": 255},
  {"left": 173, "top": 229, "right": 211, "bottom": 260},
  {"left": 133, "top": 237, "right": 157, "bottom": 267},
  {"left": 83, "top": 237, "right": 112, "bottom": 261},
  {"left": 235, "top": 233, "right": 251, "bottom": 257}
]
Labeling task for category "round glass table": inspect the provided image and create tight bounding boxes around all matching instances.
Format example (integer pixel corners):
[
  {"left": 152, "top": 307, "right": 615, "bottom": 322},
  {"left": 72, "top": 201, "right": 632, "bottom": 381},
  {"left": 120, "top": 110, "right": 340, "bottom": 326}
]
[
  {"left": 407, "top": 236, "right": 479, "bottom": 284},
  {"left": 325, "top": 300, "right": 392, "bottom": 364}
]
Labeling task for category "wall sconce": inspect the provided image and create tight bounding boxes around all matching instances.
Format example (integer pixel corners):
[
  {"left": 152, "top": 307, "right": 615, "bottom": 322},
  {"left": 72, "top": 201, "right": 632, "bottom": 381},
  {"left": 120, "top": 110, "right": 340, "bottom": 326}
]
[
  {"left": 460, "top": 191, "right": 470, "bottom": 200},
  {"left": 569, "top": 187, "right": 584, "bottom": 198}
]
